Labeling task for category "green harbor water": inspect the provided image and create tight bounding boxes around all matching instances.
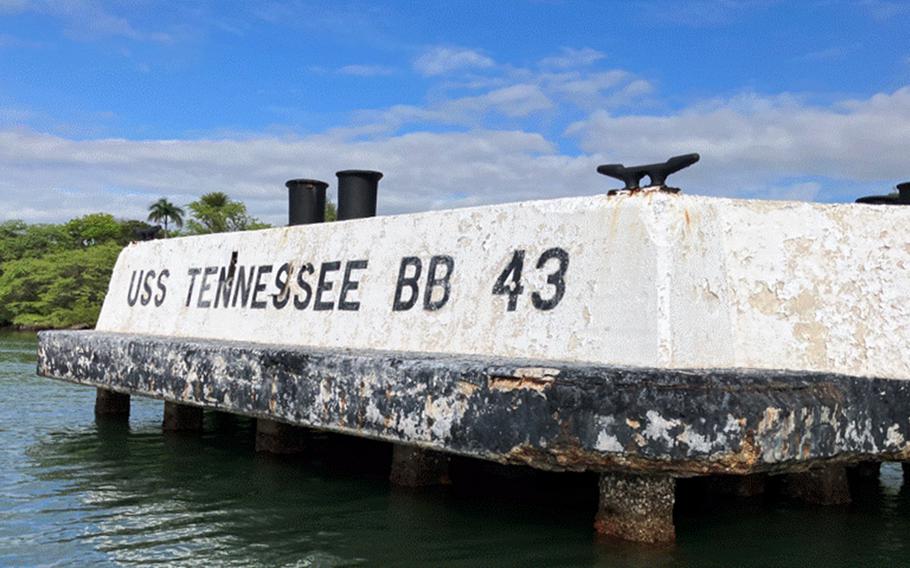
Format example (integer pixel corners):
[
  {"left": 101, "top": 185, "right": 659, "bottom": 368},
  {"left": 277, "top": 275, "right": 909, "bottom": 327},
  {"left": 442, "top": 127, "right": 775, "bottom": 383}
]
[{"left": 3, "top": 331, "right": 910, "bottom": 567}]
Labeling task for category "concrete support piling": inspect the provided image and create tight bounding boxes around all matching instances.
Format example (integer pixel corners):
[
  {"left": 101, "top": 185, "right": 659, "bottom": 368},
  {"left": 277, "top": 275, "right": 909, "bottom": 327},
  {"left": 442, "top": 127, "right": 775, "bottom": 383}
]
[
  {"left": 594, "top": 473, "right": 676, "bottom": 543},
  {"left": 255, "top": 419, "right": 308, "bottom": 455},
  {"left": 781, "top": 465, "right": 851, "bottom": 505},
  {"left": 162, "top": 401, "right": 204, "bottom": 432},
  {"left": 94, "top": 388, "right": 130, "bottom": 418},
  {"left": 389, "top": 446, "right": 450, "bottom": 487},
  {"left": 847, "top": 461, "right": 881, "bottom": 480},
  {"left": 711, "top": 473, "right": 767, "bottom": 498},
  {"left": 846, "top": 461, "right": 881, "bottom": 487}
]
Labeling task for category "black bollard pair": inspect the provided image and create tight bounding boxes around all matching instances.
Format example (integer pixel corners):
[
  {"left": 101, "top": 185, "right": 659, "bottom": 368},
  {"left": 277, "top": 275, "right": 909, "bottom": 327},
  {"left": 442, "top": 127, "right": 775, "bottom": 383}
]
[
  {"left": 286, "top": 170, "right": 383, "bottom": 225},
  {"left": 254, "top": 170, "right": 383, "bottom": 454},
  {"left": 284, "top": 170, "right": 449, "bottom": 483}
]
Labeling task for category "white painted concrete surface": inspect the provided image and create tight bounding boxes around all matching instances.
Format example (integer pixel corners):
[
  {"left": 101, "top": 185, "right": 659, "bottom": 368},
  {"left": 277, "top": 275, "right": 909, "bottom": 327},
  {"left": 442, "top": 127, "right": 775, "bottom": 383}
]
[{"left": 96, "top": 193, "right": 910, "bottom": 380}]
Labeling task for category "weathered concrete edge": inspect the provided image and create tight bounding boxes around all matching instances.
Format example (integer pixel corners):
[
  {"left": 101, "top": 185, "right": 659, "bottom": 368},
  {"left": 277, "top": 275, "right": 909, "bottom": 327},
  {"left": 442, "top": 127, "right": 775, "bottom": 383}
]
[{"left": 37, "top": 330, "right": 910, "bottom": 476}]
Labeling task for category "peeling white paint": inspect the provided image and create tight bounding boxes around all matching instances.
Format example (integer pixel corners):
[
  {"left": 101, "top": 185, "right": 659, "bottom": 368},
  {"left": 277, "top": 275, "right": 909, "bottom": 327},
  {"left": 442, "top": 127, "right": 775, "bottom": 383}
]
[
  {"left": 643, "top": 410, "right": 681, "bottom": 446},
  {"left": 886, "top": 424, "right": 904, "bottom": 449},
  {"left": 595, "top": 431, "right": 624, "bottom": 453},
  {"left": 676, "top": 425, "right": 718, "bottom": 453},
  {"left": 594, "top": 416, "right": 624, "bottom": 453}
]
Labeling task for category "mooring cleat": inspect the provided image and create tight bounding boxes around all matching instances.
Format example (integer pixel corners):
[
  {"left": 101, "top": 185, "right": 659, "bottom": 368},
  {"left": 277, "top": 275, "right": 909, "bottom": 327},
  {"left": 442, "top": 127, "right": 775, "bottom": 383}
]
[
  {"left": 597, "top": 153, "right": 700, "bottom": 195},
  {"left": 856, "top": 182, "right": 910, "bottom": 205}
]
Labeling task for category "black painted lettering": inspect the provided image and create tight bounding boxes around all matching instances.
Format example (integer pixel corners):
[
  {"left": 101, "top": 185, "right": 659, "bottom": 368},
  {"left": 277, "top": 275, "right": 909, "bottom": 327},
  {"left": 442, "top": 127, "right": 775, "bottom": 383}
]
[
  {"left": 140, "top": 270, "right": 155, "bottom": 306},
  {"left": 231, "top": 265, "right": 256, "bottom": 308},
  {"left": 197, "top": 266, "right": 218, "bottom": 308},
  {"left": 338, "top": 259, "right": 368, "bottom": 311},
  {"left": 127, "top": 270, "right": 142, "bottom": 306},
  {"left": 273, "top": 262, "right": 291, "bottom": 309},
  {"left": 492, "top": 251, "right": 525, "bottom": 312},
  {"left": 185, "top": 268, "right": 201, "bottom": 307},
  {"left": 423, "top": 255, "right": 454, "bottom": 311},
  {"left": 531, "top": 248, "right": 569, "bottom": 311},
  {"left": 314, "top": 261, "right": 340, "bottom": 311},
  {"left": 215, "top": 251, "right": 239, "bottom": 308},
  {"left": 393, "top": 257, "right": 422, "bottom": 311},
  {"left": 214, "top": 267, "right": 232, "bottom": 308},
  {"left": 294, "top": 263, "right": 315, "bottom": 310},
  {"left": 154, "top": 269, "right": 169, "bottom": 307},
  {"left": 250, "top": 264, "right": 273, "bottom": 309}
]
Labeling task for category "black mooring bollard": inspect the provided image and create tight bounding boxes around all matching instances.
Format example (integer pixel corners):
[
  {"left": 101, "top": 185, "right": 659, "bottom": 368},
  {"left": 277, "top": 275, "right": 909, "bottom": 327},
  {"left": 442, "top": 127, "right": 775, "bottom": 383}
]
[
  {"left": 286, "top": 179, "right": 328, "bottom": 226},
  {"left": 334, "top": 169, "right": 447, "bottom": 486},
  {"left": 336, "top": 170, "right": 382, "bottom": 220},
  {"left": 254, "top": 177, "right": 330, "bottom": 453}
]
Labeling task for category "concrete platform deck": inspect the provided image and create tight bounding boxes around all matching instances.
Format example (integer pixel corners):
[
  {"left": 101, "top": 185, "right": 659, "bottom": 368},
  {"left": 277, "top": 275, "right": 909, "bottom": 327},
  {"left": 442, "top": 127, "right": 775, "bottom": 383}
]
[
  {"left": 38, "top": 331, "right": 910, "bottom": 475},
  {"left": 34, "top": 189, "right": 910, "bottom": 542}
]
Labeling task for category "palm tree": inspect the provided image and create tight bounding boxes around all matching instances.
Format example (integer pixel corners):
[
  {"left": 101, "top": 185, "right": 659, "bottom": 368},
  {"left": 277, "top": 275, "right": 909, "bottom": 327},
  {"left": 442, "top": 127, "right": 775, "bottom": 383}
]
[
  {"left": 198, "top": 192, "right": 229, "bottom": 208},
  {"left": 147, "top": 198, "right": 185, "bottom": 236}
]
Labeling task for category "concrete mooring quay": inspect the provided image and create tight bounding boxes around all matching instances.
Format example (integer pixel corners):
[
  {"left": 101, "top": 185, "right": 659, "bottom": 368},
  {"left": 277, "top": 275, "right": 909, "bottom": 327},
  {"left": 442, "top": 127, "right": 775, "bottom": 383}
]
[{"left": 36, "top": 164, "right": 910, "bottom": 543}]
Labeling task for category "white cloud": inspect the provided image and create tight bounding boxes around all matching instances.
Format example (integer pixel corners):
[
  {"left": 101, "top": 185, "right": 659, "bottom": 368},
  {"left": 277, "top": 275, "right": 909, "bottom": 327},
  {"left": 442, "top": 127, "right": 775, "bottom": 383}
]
[
  {"left": 0, "top": 106, "right": 35, "bottom": 122},
  {"left": 567, "top": 88, "right": 910, "bottom": 191},
  {"left": 1, "top": 0, "right": 173, "bottom": 43},
  {"left": 413, "top": 47, "right": 495, "bottom": 76},
  {"left": 345, "top": 84, "right": 555, "bottom": 133},
  {"left": 542, "top": 70, "right": 652, "bottom": 109},
  {"left": 447, "top": 84, "right": 554, "bottom": 118},
  {"left": 2, "top": 43, "right": 908, "bottom": 226},
  {"left": 347, "top": 59, "right": 650, "bottom": 134},
  {"left": 0, "top": 128, "right": 601, "bottom": 225},
  {"left": 336, "top": 64, "right": 395, "bottom": 77},
  {"left": 539, "top": 47, "right": 606, "bottom": 68},
  {"left": 3, "top": 86, "right": 909, "bottom": 226}
]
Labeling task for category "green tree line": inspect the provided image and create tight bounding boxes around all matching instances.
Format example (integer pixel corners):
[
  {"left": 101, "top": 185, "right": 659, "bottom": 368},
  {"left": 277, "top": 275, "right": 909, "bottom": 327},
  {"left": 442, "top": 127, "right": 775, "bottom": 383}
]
[{"left": 0, "top": 192, "right": 325, "bottom": 330}]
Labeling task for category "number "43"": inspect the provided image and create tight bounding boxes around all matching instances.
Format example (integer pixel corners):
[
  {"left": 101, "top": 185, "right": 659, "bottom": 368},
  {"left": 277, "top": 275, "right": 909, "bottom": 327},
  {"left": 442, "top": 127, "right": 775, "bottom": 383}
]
[{"left": 492, "top": 247, "right": 569, "bottom": 312}]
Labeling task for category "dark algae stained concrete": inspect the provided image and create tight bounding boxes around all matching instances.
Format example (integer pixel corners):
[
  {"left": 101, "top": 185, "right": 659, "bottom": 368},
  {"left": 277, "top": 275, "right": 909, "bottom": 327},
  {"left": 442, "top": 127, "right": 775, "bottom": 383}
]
[{"left": 38, "top": 331, "right": 910, "bottom": 475}]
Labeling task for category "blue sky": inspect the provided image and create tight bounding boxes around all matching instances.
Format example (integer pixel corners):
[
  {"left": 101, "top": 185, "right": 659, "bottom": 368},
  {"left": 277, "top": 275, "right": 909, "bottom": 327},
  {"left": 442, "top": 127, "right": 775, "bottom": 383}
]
[{"left": 1, "top": 0, "right": 909, "bottom": 223}]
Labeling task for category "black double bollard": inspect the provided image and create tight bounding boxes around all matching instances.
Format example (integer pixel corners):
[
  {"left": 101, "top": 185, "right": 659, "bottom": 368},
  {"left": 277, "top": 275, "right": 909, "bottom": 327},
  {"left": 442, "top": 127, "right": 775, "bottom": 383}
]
[
  {"left": 336, "top": 170, "right": 382, "bottom": 220},
  {"left": 256, "top": 170, "right": 383, "bottom": 454},
  {"left": 286, "top": 178, "right": 329, "bottom": 226}
]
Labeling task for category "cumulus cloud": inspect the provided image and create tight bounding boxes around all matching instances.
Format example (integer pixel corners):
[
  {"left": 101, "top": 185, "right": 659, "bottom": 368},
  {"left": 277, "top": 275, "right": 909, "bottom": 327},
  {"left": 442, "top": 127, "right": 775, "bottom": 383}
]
[
  {"left": 2, "top": 43, "right": 907, "bottom": 226},
  {"left": 413, "top": 47, "right": 495, "bottom": 76},
  {"left": 5, "top": 86, "right": 907, "bottom": 226},
  {"left": 539, "top": 47, "right": 606, "bottom": 69},
  {"left": 0, "top": 128, "right": 602, "bottom": 225},
  {"left": 566, "top": 88, "right": 910, "bottom": 191},
  {"left": 348, "top": 54, "right": 651, "bottom": 134},
  {"left": 447, "top": 84, "right": 554, "bottom": 118}
]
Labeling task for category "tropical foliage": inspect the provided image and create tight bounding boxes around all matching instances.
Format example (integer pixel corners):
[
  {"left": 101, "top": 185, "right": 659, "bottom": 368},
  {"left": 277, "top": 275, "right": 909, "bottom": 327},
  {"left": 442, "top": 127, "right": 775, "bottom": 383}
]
[
  {"left": 0, "top": 193, "right": 270, "bottom": 329},
  {"left": 147, "top": 198, "right": 185, "bottom": 235},
  {"left": 0, "top": 215, "right": 148, "bottom": 329},
  {"left": 185, "top": 192, "right": 269, "bottom": 234}
]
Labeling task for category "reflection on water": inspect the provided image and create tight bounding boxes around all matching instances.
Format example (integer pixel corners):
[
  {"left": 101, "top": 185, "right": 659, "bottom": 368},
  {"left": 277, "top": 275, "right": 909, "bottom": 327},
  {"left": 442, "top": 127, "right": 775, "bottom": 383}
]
[{"left": 2, "top": 331, "right": 910, "bottom": 567}]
